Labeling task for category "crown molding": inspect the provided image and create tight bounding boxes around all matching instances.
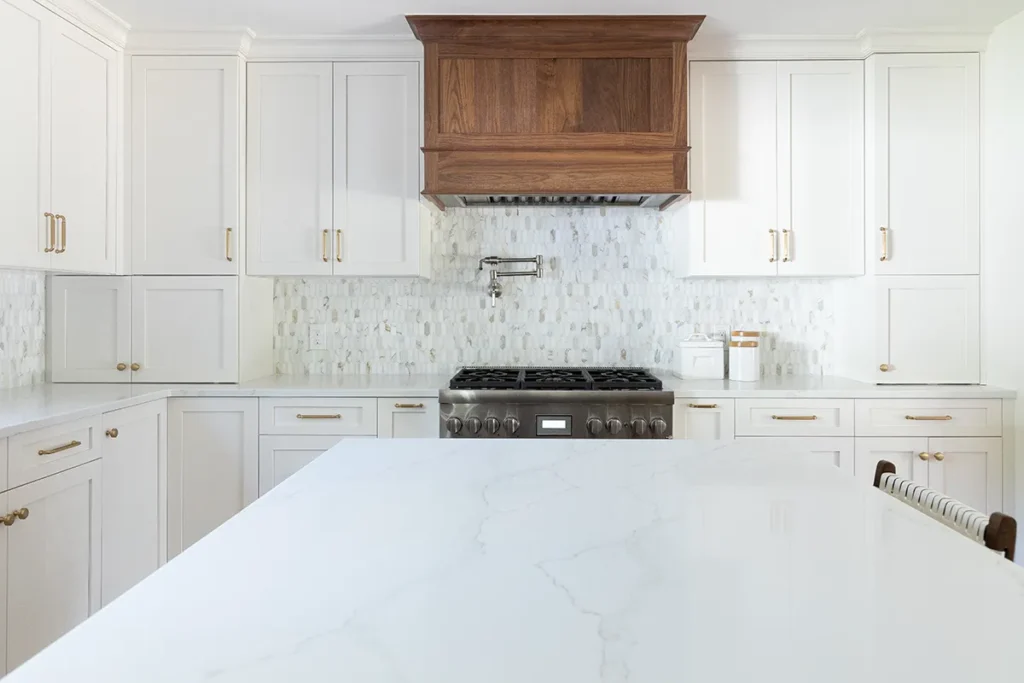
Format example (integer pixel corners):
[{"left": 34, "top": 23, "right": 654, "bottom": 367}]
[
  {"left": 127, "top": 28, "right": 256, "bottom": 57},
  {"left": 246, "top": 35, "right": 422, "bottom": 61},
  {"left": 688, "top": 28, "right": 990, "bottom": 61},
  {"left": 43, "top": 0, "right": 130, "bottom": 48}
]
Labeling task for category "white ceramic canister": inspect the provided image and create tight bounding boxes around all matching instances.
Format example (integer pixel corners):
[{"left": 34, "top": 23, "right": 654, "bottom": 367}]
[
  {"left": 729, "top": 331, "right": 761, "bottom": 382},
  {"left": 676, "top": 333, "right": 725, "bottom": 379}
]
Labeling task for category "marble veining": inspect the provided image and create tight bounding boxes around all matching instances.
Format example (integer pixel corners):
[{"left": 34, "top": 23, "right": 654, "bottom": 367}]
[
  {"left": 8, "top": 440, "right": 1024, "bottom": 682},
  {"left": 275, "top": 208, "right": 835, "bottom": 377},
  {"left": 0, "top": 270, "right": 45, "bottom": 389}
]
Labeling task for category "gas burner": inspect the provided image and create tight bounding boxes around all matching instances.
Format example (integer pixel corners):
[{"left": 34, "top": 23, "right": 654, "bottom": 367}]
[
  {"left": 589, "top": 369, "right": 662, "bottom": 391},
  {"left": 447, "top": 366, "right": 664, "bottom": 391},
  {"left": 522, "top": 369, "right": 590, "bottom": 390},
  {"left": 449, "top": 368, "right": 521, "bottom": 390}
]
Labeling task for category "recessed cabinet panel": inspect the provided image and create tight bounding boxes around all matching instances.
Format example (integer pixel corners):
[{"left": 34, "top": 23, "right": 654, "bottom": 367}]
[{"left": 48, "top": 276, "right": 132, "bottom": 383}]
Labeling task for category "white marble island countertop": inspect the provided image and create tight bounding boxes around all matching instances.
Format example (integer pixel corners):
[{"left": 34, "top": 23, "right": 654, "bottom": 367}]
[{"left": 8, "top": 439, "right": 1024, "bottom": 682}]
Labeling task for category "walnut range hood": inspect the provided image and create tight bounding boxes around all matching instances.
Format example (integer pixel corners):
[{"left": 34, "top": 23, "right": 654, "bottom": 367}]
[{"left": 406, "top": 15, "right": 705, "bottom": 210}]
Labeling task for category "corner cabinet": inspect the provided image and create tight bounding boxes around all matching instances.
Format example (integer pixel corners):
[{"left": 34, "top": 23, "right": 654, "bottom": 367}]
[
  {"left": 685, "top": 60, "right": 864, "bottom": 278},
  {"left": 246, "top": 61, "right": 427, "bottom": 278}
]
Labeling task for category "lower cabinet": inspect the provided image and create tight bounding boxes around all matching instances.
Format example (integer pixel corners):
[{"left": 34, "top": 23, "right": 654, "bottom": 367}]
[
  {"left": 377, "top": 398, "right": 440, "bottom": 438},
  {"left": 673, "top": 399, "right": 735, "bottom": 440},
  {"left": 258, "top": 435, "right": 371, "bottom": 495},
  {"left": 854, "top": 436, "right": 1002, "bottom": 513},
  {"left": 166, "top": 398, "right": 258, "bottom": 558},
  {"left": 738, "top": 437, "right": 855, "bottom": 475},
  {"left": 4, "top": 460, "right": 102, "bottom": 673},
  {"left": 100, "top": 401, "right": 166, "bottom": 606}
]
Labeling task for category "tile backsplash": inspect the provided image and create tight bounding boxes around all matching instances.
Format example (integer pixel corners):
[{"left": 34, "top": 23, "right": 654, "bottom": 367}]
[
  {"left": 0, "top": 269, "right": 45, "bottom": 389},
  {"left": 274, "top": 208, "right": 836, "bottom": 377}
]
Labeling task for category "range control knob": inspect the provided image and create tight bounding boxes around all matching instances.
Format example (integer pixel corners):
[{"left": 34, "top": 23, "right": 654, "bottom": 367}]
[
  {"left": 504, "top": 417, "right": 520, "bottom": 435},
  {"left": 484, "top": 416, "right": 501, "bottom": 435},
  {"left": 445, "top": 417, "right": 464, "bottom": 435},
  {"left": 466, "top": 417, "right": 482, "bottom": 435},
  {"left": 631, "top": 418, "right": 649, "bottom": 437},
  {"left": 586, "top": 418, "right": 604, "bottom": 436},
  {"left": 650, "top": 418, "right": 668, "bottom": 438},
  {"left": 606, "top": 418, "right": 623, "bottom": 436}
]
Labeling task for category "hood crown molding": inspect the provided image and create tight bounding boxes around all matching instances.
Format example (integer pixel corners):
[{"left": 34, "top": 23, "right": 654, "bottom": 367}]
[
  {"left": 127, "top": 29, "right": 255, "bottom": 56},
  {"left": 246, "top": 35, "right": 422, "bottom": 61},
  {"left": 44, "top": 0, "right": 129, "bottom": 48}
]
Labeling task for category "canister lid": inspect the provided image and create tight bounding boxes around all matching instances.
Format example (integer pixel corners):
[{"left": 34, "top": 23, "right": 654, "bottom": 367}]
[
  {"left": 731, "top": 330, "right": 761, "bottom": 338},
  {"left": 729, "top": 341, "right": 759, "bottom": 348}
]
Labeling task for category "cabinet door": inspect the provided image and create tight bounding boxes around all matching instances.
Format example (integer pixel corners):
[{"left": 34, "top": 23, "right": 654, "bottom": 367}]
[
  {"left": 49, "top": 19, "right": 117, "bottom": 274},
  {"left": 927, "top": 437, "right": 1002, "bottom": 515},
  {"left": 130, "top": 276, "right": 238, "bottom": 383},
  {"left": 246, "top": 63, "right": 333, "bottom": 276},
  {"left": 167, "top": 398, "right": 257, "bottom": 558},
  {"left": 100, "top": 400, "right": 166, "bottom": 606},
  {"left": 853, "top": 437, "right": 929, "bottom": 488},
  {"left": 687, "top": 61, "right": 778, "bottom": 277},
  {"left": 259, "top": 435, "right": 364, "bottom": 495},
  {"left": 377, "top": 399, "right": 439, "bottom": 438},
  {"left": 673, "top": 400, "right": 735, "bottom": 440},
  {"left": 131, "top": 57, "right": 240, "bottom": 275},
  {"left": 48, "top": 276, "right": 131, "bottom": 382},
  {"left": 776, "top": 61, "right": 864, "bottom": 276},
  {"left": 333, "top": 62, "right": 422, "bottom": 276},
  {"left": 868, "top": 54, "right": 979, "bottom": 275},
  {"left": 0, "top": 0, "right": 51, "bottom": 270},
  {"left": 6, "top": 460, "right": 101, "bottom": 673},
  {"left": 875, "top": 276, "right": 979, "bottom": 384}
]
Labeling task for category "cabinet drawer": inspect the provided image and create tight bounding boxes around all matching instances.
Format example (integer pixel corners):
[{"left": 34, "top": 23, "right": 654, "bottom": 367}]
[
  {"left": 855, "top": 399, "right": 1001, "bottom": 437},
  {"left": 259, "top": 398, "right": 378, "bottom": 435},
  {"left": 674, "top": 400, "right": 735, "bottom": 440},
  {"left": 8, "top": 417, "right": 103, "bottom": 488},
  {"left": 735, "top": 399, "right": 854, "bottom": 436}
]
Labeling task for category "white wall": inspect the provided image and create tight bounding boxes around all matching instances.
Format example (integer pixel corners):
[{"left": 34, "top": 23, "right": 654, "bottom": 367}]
[{"left": 982, "top": 9, "right": 1024, "bottom": 547}]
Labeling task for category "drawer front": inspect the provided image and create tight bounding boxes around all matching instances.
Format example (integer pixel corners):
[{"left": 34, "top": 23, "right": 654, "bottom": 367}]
[
  {"left": 855, "top": 399, "right": 1001, "bottom": 437},
  {"left": 735, "top": 399, "right": 854, "bottom": 436},
  {"left": 8, "top": 417, "right": 103, "bottom": 488},
  {"left": 259, "top": 398, "right": 378, "bottom": 435},
  {"left": 673, "top": 399, "right": 735, "bottom": 440}
]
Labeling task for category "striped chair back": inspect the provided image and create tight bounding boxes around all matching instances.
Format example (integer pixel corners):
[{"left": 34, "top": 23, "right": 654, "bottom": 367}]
[{"left": 872, "top": 460, "right": 1016, "bottom": 561}]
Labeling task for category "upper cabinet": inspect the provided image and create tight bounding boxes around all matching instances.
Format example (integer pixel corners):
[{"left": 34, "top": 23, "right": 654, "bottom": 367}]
[
  {"left": 131, "top": 56, "right": 242, "bottom": 275},
  {"left": 684, "top": 60, "right": 864, "bottom": 277},
  {"left": 0, "top": 0, "right": 118, "bottom": 274},
  {"left": 247, "top": 62, "right": 427, "bottom": 278},
  {"left": 867, "top": 54, "right": 980, "bottom": 275}
]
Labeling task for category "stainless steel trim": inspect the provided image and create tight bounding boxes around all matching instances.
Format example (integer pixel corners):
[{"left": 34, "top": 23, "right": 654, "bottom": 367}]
[{"left": 439, "top": 389, "right": 675, "bottom": 405}]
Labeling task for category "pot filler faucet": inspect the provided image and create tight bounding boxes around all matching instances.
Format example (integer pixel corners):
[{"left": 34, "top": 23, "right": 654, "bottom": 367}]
[{"left": 478, "top": 256, "right": 543, "bottom": 307}]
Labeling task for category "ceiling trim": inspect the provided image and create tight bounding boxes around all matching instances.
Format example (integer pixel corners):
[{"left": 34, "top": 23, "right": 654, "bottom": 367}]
[
  {"left": 688, "top": 28, "right": 990, "bottom": 60},
  {"left": 127, "top": 29, "right": 256, "bottom": 56},
  {"left": 246, "top": 35, "right": 423, "bottom": 61},
  {"left": 43, "top": 0, "right": 130, "bottom": 48}
]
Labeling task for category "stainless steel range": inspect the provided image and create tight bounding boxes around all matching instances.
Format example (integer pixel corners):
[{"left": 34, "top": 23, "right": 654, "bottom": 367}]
[{"left": 439, "top": 367, "right": 673, "bottom": 439}]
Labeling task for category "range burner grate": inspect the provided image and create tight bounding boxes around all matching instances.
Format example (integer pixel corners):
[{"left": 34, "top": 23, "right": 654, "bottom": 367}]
[{"left": 448, "top": 367, "right": 663, "bottom": 391}]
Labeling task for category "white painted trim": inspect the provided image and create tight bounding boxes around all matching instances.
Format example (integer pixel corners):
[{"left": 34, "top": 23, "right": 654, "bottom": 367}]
[
  {"left": 41, "top": 0, "right": 130, "bottom": 48},
  {"left": 127, "top": 28, "right": 256, "bottom": 57},
  {"left": 247, "top": 35, "right": 422, "bottom": 61},
  {"left": 689, "top": 29, "right": 989, "bottom": 61}
]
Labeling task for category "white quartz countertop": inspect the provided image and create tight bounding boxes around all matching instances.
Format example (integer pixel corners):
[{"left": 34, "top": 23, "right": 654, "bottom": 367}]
[{"left": 8, "top": 439, "right": 1024, "bottom": 682}]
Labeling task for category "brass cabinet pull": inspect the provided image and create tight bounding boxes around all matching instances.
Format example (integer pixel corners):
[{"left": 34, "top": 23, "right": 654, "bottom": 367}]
[
  {"left": 322, "top": 229, "right": 329, "bottom": 262},
  {"left": 38, "top": 440, "right": 81, "bottom": 456},
  {"left": 106, "top": 428, "right": 119, "bottom": 438},
  {"left": 768, "top": 229, "right": 777, "bottom": 263},
  {"left": 336, "top": 229, "right": 342, "bottom": 262},
  {"left": 879, "top": 226, "right": 888, "bottom": 262},
  {"left": 54, "top": 214, "right": 67, "bottom": 253},
  {"left": 296, "top": 413, "right": 342, "bottom": 420},
  {"left": 905, "top": 415, "right": 952, "bottom": 421},
  {"left": 933, "top": 452, "right": 945, "bottom": 462},
  {"left": 130, "top": 362, "right": 141, "bottom": 371},
  {"left": 394, "top": 403, "right": 425, "bottom": 409},
  {"left": 2, "top": 508, "right": 30, "bottom": 527},
  {"left": 44, "top": 212, "right": 56, "bottom": 252},
  {"left": 918, "top": 452, "right": 930, "bottom": 461},
  {"left": 15, "top": 508, "right": 28, "bottom": 521},
  {"left": 782, "top": 229, "right": 791, "bottom": 262},
  {"left": 116, "top": 362, "right": 127, "bottom": 371},
  {"left": 771, "top": 415, "right": 818, "bottom": 421},
  {"left": 226, "top": 227, "right": 233, "bottom": 262},
  {"left": 687, "top": 403, "right": 719, "bottom": 409},
  {"left": 879, "top": 364, "right": 891, "bottom": 372}
]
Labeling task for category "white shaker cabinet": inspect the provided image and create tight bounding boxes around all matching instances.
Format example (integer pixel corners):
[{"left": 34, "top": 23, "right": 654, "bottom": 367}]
[
  {"left": 48, "top": 276, "right": 132, "bottom": 382},
  {"left": 258, "top": 435, "right": 347, "bottom": 495},
  {"left": 874, "top": 276, "right": 979, "bottom": 384},
  {"left": 166, "top": 399, "right": 258, "bottom": 558},
  {"left": 6, "top": 460, "right": 102, "bottom": 673},
  {"left": 377, "top": 399, "right": 440, "bottom": 438},
  {"left": 867, "top": 54, "right": 980, "bottom": 275},
  {"left": 673, "top": 400, "right": 735, "bottom": 440},
  {"left": 100, "top": 401, "right": 166, "bottom": 606},
  {"left": 131, "top": 56, "right": 242, "bottom": 275},
  {"left": 246, "top": 63, "right": 334, "bottom": 276},
  {"left": 854, "top": 437, "right": 930, "bottom": 489}
]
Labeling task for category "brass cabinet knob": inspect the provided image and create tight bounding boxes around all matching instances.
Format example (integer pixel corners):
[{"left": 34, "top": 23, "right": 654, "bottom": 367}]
[
  {"left": 933, "top": 452, "right": 945, "bottom": 462},
  {"left": 106, "top": 428, "right": 119, "bottom": 438},
  {"left": 879, "top": 364, "right": 891, "bottom": 372},
  {"left": 116, "top": 362, "right": 127, "bottom": 371},
  {"left": 918, "top": 452, "right": 930, "bottom": 461},
  {"left": 1, "top": 513, "right": 15, "bottom": 527},
  {"left": 15, "top": 508, "right": 28, "bottom": 520},
  {"left": 130, "top": 363, "right": 141, "bottom": 371}
]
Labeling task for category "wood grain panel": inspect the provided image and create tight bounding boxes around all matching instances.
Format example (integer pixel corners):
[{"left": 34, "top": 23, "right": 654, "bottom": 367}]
[
  {"left": 512, "top": 59, "right": 538, "bottom": 133},
  {"left": 439, "top": 58, "right": 474, "bottom": 134},
  {"left": 537, "top": 58, "right": 582, "bottom": 133},
  {"left": 672, "top": 41, "right": 688, "bottom": 145},
  {"left": 430, "top": 132, "right": 679, "bottom": 150},
  {"left": 649, "top": 58, "right": 673, "bottom": 132},
  {"left": 437, "top": 41, "right": 673, "bottom": 59},
  {"left": 424, "top": 43, "right": 439, "bottom": 145},
  {"left": 472, "top": 59, "right": 501, "bottom": 133},
  {"left": 621, "top": 59, "right": 651, "bottom": 131},
  {"left": 580, "top": 59, "right": 622, "bottom": 133},
  {"left": 408, "top": 15, "right": 705, "bottom": 42},
  {"left": 425, "top": 150, "right": 686, "bottom": 194}
]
